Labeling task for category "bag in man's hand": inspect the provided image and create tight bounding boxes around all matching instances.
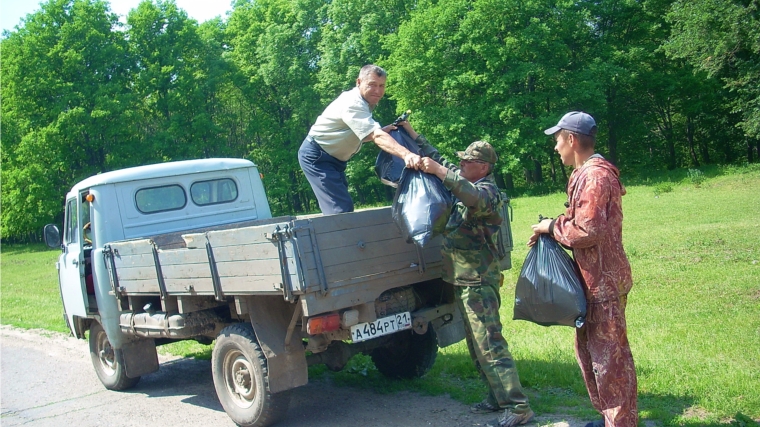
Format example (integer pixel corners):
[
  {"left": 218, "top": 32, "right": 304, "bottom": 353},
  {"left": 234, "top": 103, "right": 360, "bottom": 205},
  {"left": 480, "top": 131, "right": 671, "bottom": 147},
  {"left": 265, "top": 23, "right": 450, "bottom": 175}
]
[
  {"left": 513, "top": 233, "right": 586, "bottom": 328},
  {"left": 391, "top": 168, "right": 452, "bottom": 248},
  {"left": 375, "top": 127, "right": 420, "bottom": 187}
]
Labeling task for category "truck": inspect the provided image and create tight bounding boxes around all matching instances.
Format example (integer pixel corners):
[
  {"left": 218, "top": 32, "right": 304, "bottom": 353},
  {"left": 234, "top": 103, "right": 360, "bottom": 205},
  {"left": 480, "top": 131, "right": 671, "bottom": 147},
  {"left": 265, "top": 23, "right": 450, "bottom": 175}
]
[{"left": 43, "top": 158, "right": 513, "bottom": 427}]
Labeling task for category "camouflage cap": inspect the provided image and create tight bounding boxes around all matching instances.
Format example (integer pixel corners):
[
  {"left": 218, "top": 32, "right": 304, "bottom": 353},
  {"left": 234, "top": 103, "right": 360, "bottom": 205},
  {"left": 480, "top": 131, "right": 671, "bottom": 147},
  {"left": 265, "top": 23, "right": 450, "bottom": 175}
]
[{"left": 456, "top": 141, "right": 498, "bottom": 164}]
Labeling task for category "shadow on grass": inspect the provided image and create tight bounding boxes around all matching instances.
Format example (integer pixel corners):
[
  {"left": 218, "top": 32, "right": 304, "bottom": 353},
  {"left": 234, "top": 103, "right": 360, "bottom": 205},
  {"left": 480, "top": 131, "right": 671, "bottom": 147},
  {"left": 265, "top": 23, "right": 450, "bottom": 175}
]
[
  {"left": 1, "top": 242, "right": 57, "bottom": 255},
  {"left": 308, "top": 351, "right": 759, "bottom": 427}
]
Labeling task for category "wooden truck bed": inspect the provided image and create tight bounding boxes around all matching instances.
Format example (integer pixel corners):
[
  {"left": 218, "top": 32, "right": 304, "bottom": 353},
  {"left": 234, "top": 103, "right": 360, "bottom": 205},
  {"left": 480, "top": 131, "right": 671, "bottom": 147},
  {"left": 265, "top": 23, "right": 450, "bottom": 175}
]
[{"left": 105, "top": 207, "right": 442, "bottom": 316}]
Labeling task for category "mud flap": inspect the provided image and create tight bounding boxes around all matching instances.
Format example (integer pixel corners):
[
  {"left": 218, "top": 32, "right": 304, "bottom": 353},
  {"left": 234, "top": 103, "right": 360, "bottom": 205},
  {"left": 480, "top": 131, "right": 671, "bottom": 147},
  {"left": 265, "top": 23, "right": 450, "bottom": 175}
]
[
  {"left": 243, "top": 296, "right": 308, "bottom": 393},
  {"left": 122, "top": 339, "right": 159, "bottom": 378},
  {"left": 431, "top": 304, "right": 466, "bottom": 348}
]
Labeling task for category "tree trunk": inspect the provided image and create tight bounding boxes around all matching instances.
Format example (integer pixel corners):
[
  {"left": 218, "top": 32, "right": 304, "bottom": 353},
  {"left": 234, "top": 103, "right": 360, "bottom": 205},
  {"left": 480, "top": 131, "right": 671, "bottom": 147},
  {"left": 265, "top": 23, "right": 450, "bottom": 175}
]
[
  {"left": 548, "top": 147, "right": 558, "bottom": 183},
  {"left": 686, "top": 115, "right": 700, "bottom": 167},
  {"left": 748, "top": 138, "right": 755, "bottom": 164},
  {"left": 290, "top": 171, "right": 302, "bottom": 213},
  {"left": 606, "top": 86, "right": 619, "bottom": 165},
  {"left": 558, "top": 152, "right": 568, "bottom": 182},
  {"left": 533, "top": 159, "right": 543, "bottom": 183}
]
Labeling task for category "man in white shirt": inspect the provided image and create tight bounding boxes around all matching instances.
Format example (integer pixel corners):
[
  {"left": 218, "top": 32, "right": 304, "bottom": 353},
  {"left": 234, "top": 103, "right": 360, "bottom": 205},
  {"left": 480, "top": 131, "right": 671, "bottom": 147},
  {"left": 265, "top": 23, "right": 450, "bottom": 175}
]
[{"left": 298, "top": 64, "right": 421, "bottom": 214}]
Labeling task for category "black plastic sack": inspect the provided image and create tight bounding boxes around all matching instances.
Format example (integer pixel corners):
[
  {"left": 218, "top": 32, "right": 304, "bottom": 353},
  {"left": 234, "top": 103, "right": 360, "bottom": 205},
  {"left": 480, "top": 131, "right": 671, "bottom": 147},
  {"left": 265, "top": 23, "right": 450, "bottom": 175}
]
[
  {"left": 513, "top": 234, "right": 587, "bottom": 328},
  {"left": 375, "top": 128, "right": 420, "bottom": 187},
  {"left": 391, "top": 168, "right": 452, "bottom": 247}
]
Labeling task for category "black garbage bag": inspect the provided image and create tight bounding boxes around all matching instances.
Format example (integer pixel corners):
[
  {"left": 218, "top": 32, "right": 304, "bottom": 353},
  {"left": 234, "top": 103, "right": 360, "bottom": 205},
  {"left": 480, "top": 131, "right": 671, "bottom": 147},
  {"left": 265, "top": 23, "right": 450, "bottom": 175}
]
[
  {"left": 391, "top": 168, "right": 452, "bottom": 247},
  {"left": 513, "top": 234, "right": 587, "bottom": 328},
  {"left": 375, "top": 127, "right": 420, "bottom": 187}
]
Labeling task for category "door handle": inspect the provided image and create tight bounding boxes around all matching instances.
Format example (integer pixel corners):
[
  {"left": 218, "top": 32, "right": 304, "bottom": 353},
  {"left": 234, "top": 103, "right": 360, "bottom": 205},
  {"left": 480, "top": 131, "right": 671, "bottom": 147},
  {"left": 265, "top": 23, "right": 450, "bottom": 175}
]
[{"left": 72, "top": 259, "right": 79, "bottom": 266}]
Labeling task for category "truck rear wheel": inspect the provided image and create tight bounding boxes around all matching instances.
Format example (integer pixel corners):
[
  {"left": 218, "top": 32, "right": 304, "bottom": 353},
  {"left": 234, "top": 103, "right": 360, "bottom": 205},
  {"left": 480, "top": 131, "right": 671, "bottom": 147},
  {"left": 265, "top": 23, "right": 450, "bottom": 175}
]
[
  {"left": 371, "top": 326, "right": 438, "bottom": 379},
  {"left": 212, "top": 323, "right": 290, "bottom": 427},
  {"left": 89, "top": 321, "right": 140, "bottom": 390}
]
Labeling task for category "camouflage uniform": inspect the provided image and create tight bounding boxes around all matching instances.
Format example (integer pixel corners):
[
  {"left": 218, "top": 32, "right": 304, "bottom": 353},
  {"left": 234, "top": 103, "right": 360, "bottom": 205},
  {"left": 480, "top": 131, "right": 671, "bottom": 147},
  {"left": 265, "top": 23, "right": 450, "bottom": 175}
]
[
  {"left": 417, "top": 136, "right": 531, "bottom": 414},
  {"left": 551, "top": 156, "right": 638, "bottom": 427}
]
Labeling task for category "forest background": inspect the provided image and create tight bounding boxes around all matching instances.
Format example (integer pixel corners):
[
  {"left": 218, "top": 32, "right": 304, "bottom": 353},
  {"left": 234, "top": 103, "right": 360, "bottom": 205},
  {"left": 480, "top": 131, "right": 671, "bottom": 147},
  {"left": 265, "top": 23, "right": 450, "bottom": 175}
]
[{"left": 2, "top": 0, "right": 759, "bottom": 241}]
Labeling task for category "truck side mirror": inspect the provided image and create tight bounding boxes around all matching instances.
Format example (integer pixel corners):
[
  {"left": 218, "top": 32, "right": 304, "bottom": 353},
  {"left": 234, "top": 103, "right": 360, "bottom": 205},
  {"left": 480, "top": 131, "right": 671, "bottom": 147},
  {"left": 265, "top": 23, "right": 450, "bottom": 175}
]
[{"left": 44, "top": 224, "right": 62, "bottom": 249}]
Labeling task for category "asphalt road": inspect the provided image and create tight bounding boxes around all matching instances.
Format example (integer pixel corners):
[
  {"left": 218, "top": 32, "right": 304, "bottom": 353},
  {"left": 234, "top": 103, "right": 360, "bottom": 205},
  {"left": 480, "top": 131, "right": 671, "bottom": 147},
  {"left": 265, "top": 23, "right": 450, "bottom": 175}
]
[{"left": 1, "top": 325, "right": 582, "bottom": 427}]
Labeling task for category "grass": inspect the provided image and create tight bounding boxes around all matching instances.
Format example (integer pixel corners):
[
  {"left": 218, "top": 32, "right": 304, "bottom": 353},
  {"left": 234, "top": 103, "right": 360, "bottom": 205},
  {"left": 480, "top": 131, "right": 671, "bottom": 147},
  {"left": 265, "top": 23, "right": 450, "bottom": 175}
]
[{"left": 2, "top": 163, "right": 759, "bottom": 426}]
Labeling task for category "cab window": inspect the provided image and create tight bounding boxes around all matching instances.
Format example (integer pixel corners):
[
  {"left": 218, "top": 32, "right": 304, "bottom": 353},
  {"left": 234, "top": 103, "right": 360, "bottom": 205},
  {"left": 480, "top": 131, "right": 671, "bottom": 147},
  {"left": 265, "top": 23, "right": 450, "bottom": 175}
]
[
  {"left": 135, "top": 185, "right": 187, "bottom": 214},
  {"left": 64, "top": 198, "right": 78, "bottom": 244},
  {"left": 190, "top": 178, "right": 238, "bottom": 206}
]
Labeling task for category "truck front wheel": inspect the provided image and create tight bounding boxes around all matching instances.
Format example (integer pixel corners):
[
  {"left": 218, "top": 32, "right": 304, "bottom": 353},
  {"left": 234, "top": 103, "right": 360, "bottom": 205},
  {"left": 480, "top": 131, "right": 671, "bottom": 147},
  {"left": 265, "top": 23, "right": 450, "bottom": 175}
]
[
  {"left": 371, "top": 326, "right": 438, "bottom": 379},
  {"left": 212, "top": 323, "right": 290, "bottom": 427},
  {"left": 89, "top": 321, "right": 140, "bottom": 390}
]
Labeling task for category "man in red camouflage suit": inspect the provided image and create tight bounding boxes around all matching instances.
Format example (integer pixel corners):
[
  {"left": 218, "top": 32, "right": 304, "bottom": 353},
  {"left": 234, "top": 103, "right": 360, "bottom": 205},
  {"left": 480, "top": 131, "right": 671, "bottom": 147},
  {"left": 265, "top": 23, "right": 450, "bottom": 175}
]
[
  {"left": 530, "top": 112, "right": 637, "bottom": 427},
  {"left": 399, "top": 121, "right": 534, "bottom": 427}
]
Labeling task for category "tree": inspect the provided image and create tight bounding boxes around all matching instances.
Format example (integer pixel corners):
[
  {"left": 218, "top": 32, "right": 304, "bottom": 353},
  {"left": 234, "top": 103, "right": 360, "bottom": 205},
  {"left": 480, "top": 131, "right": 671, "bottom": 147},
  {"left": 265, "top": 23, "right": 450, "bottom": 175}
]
[
  {"left": 126, "top": 0, "right": 228, "bottom": 163},
  {"left": 1, "top": 0, "right": 132, "bottom": 239},
  {"left": 665, "top": 0, "right": 760, "bottom": 152},
  {"left": 225, "top": 0, "right": 325, "bottom": 214}
]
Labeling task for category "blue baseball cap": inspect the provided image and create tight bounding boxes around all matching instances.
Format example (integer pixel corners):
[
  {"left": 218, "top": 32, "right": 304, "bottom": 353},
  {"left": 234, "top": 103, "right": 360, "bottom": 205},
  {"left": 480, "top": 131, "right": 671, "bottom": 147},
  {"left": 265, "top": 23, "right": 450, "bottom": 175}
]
[{"left": 544, "top": 111, "right": 597, "bottom": 136}]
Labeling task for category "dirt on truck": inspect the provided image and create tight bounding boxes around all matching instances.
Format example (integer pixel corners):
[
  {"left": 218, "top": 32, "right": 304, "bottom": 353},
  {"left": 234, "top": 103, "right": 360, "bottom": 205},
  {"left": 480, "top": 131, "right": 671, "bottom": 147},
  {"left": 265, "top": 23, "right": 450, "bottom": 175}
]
[{"left": 43, "top": 158, "right": 513, "bottom": 427}]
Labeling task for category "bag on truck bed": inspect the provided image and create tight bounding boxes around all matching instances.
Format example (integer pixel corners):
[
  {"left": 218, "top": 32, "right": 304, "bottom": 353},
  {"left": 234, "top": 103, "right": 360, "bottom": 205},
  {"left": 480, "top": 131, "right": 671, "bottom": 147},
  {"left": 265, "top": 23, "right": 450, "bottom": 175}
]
[
  {"left": 375, "top": 128, "right": 420, "bottom": 187},
  {"left": 391, "top": 168, "right": 452, "bottom": 248},
  {"left": 513, "top": 233, "right": 586, "bottom": 328}
]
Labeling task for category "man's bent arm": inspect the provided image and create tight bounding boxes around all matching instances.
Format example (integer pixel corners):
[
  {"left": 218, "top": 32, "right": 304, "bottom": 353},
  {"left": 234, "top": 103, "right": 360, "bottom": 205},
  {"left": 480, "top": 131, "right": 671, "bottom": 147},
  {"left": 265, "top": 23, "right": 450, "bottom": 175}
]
[{"left": 366, "top": 128, "right": 421, "bottom": 168}]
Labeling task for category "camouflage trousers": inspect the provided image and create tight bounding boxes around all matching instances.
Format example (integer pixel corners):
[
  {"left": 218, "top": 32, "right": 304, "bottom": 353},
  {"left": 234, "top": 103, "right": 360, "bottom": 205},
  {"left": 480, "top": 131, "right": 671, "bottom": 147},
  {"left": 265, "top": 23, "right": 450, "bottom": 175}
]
[
  {"left": 456, "top": 283, "right": 530, "bottom": 412},
  {"left": 576, "top": 295, "right": 638, "bottom": 427}
]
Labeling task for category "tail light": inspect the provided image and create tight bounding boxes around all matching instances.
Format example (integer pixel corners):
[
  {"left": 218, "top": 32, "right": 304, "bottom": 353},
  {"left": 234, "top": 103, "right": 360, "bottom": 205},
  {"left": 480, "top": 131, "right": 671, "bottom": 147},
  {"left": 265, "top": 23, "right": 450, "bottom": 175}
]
[{"left": 307, "top": 313, "right": 340, "bottom": 335}]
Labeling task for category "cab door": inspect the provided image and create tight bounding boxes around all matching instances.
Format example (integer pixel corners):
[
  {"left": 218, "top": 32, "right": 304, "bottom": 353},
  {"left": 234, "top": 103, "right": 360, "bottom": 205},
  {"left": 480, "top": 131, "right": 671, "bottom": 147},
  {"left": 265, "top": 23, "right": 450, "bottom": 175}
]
[{"left": 58, "top": 195, "right": 88, "bottom": 334}]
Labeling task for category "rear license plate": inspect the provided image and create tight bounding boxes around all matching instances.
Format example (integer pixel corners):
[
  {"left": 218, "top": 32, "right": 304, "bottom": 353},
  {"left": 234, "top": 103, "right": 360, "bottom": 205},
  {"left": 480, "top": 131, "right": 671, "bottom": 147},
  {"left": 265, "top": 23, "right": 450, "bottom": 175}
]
[{"left": 350, "top": 312, "right": 412, "bottom": 343}]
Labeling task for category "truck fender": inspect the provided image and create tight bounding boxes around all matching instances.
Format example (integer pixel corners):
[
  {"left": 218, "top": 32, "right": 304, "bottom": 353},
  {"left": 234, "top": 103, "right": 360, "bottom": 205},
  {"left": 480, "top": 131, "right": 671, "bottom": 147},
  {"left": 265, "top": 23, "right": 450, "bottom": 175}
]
[
  {"left": 238, "top": 296, "right": 308, "bottom": 393},
  {"left": 412, "top": 303, "right": 467, "bottom": 348},
  {"left": 92, "top": 247, "right": 132, "bottom": 349}
]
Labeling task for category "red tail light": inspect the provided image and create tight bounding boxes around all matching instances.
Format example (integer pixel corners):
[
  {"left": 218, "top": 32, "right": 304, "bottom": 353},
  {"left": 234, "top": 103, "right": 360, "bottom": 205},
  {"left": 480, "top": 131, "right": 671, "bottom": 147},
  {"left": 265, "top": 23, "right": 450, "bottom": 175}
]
[{"left": 307, "top": 313, "right": 341, "bottom": 335}]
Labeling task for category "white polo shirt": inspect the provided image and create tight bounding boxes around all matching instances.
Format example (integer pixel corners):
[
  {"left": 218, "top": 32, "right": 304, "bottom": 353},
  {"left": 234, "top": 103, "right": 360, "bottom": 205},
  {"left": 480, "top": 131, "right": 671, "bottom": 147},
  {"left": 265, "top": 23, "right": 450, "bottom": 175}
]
[{"left": 308, "top": 87, "right": 381, "bottom": 161}]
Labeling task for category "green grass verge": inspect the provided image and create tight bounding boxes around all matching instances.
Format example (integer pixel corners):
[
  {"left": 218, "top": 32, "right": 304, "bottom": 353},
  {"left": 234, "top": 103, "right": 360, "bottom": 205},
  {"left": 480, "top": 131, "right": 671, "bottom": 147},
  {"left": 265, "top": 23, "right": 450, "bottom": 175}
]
[{"left": 2, "top": 164, "right": 758, "bottom": 426}]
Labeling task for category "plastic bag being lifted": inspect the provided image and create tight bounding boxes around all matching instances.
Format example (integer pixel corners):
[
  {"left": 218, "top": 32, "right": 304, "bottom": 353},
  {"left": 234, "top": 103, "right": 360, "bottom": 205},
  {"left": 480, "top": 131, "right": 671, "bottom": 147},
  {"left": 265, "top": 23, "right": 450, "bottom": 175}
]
[
  {"left": 513, "top": 233, "right": 586, "bottom": 328},
  {"left": 391, "top": 168, "right": 452, "bottom": 247},
  {"left": 375, "top": 127, "right": 420, "bottom": 187}
]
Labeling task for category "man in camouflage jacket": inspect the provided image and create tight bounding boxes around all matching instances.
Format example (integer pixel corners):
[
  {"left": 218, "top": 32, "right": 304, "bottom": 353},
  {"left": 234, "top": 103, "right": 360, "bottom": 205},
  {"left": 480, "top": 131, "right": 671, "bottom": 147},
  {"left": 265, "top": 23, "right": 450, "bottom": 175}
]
[
  {"left": 400, "top": 122, "right": 534, "bottom": 427},
  {"left": 531, "top": 112, "right": 637, "bottom": 427}
]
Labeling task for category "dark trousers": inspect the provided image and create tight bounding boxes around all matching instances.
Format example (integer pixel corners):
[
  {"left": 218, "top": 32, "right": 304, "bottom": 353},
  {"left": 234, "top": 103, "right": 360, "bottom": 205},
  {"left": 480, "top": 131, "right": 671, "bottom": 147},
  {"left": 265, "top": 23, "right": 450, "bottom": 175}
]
[{"left": 298, "top": 137, "right": 353, "bottom": 214}]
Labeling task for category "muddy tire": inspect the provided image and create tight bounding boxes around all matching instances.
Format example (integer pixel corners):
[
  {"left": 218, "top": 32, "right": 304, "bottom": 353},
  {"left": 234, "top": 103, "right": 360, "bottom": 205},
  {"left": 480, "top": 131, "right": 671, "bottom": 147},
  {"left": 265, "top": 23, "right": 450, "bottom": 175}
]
[
  {"left": 89, "top": 321, "right": 140, "bottom": 390},
  {"left": 212, "top": 323, "right": 291, "bottom": 427},
  {"left": 371, "top": 326, "right": 438, "bottom": 379}
]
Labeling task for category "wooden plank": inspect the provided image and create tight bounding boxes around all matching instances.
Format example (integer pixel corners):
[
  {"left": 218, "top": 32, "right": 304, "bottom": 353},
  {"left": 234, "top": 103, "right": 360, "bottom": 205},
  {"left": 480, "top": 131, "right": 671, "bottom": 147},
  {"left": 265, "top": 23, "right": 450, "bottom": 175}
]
[
  {"left": 161, "top": 263, "right": 212, "bottom": 280},
  {"left": 165, "top": 277, "right": 215, "bottom": 294},
  {"left": 112, "top": 253, "right": 155, "bottom": 269},
  {"left": 109, "top": 239, "right": 154, "bottom": 256},
  {"left": 211, "top": 242, "right": 280, "bottom": 262},
  {"left": 318, "top": 237, "right": 416, "bottom": 269},
  {"left": 204, "top": 222, "right": 290, "bottom": 247},
  {"left": 321, "top": 247, "right": 442, "bottom": 285},
  {"left": 215, "top": 259, "right": 285, "bottom": 277},
  {"left": 219, "top": 275, "right": 283, "bottom": 294},
  {"left": 118, "top": 278, "right": 161, "bottom": 294},
  {"left": 115, "top": 265, "right": 159, "bottom": 281},
  {"left": 148, "top": 216, "right": 294, "bottom": 249},
  {"left": 311, "top": 222, "right": 404, "bottom": 251},
  {"left": 293, "top": 207, "right": 393, "bottom": 235},
  {"left": 157, "top": 248, "right": 208, "bottom": 265}
]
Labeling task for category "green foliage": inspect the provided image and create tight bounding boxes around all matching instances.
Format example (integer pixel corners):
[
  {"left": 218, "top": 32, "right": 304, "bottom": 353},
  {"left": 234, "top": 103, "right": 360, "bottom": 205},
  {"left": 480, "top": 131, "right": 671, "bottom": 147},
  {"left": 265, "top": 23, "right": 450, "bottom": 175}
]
[
  {"left": 687, "top": 168, "right": 706, "bottom": 187},
  {"left": 653, "top": 181, "right": 674, "bottom": 196},
  {"left": 2, "top": 0, "right": 759, "bottom": 238},
  {"left": 665, "top": 0, "right": 760, "bottom": 139}
]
